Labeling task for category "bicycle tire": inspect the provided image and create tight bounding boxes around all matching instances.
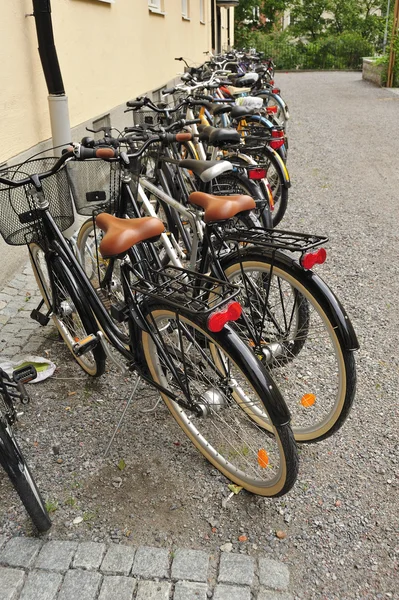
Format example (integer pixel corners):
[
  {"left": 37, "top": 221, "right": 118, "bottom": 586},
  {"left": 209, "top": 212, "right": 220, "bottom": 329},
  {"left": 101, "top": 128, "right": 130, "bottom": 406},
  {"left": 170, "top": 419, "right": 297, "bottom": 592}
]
[
  {"left": 240, "top": 146, "right": 288, "bottom": 227},
  {"left": 0, "top": 418, "right": 51, "bottom": 531},
  {"left": 219, "top": 249, "right": 356, "bottom": 443},
  {"left": 29, "top": 243, "right": 106, "bottom": 376},
  {"left": 140, "top": 303, "right": 298, "bottom": 497}
]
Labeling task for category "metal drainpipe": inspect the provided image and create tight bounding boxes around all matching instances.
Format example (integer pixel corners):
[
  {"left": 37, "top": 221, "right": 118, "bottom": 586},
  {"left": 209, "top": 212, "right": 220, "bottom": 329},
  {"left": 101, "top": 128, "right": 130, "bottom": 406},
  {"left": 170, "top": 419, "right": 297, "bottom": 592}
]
[{"left": 32, "top": 0, "right": 71, "bottom": 150}]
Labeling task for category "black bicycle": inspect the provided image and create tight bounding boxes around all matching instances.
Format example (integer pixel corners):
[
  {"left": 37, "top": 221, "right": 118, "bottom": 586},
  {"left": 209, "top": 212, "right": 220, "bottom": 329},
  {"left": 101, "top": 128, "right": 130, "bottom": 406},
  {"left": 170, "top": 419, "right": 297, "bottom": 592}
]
[
  {"left": 0, "top": 365, "right": 51, "bottom": 531},
  {"left": 0, "top": 143, "right": 298, "bottom": 497}
]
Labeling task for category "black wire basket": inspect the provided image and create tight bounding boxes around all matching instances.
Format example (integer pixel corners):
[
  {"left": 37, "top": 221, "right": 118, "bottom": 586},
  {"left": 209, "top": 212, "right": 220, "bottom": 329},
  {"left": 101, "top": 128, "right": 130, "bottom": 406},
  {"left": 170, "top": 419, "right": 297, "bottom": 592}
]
[
  {"left": 67, "top": 159, "right": 121, "bottom": 216},
  {"left": 0, "top": 158, "right": 74, "bottom": 246}
]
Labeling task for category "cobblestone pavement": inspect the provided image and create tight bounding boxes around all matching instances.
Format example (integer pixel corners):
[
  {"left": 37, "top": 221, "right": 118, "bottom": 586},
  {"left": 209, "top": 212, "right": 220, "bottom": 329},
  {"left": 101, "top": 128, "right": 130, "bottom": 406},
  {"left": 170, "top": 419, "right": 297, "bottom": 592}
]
[
  {"left": 0, "top": 261, "right": 48, "bottom": 361},
  {"left": 0, "top": 536, "right": 293, "bottom": 600},
  {"left": 0, "top": 263, "right": 294, "bottom": 599}
]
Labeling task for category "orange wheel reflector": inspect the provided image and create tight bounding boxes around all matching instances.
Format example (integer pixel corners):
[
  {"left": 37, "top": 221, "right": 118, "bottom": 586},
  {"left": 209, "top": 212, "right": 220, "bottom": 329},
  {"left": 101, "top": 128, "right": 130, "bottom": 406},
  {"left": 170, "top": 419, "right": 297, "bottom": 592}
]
[
  {"left": 301, "top": 393, "right": 316, "bottom": 407},
  {"left": 257, "top": 449, "right": 269, "bottom": 468},
  {"left": 74, "top": 337, "right": 79, "bottom": 342}
]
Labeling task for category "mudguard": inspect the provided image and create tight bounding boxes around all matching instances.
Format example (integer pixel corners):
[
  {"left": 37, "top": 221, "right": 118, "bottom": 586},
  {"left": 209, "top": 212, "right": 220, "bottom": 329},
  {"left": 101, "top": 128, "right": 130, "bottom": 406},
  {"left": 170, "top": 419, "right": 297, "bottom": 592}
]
[{"left": 211, "top": 324, "right": 292, "bottom": 426}]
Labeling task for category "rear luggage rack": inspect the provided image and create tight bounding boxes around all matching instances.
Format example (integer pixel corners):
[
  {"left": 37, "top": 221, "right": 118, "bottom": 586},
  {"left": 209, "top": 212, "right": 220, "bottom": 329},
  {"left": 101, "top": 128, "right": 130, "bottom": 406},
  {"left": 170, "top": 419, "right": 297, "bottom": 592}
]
[{"left": 222, "top": 226, "right": 328, "bottom": 253}]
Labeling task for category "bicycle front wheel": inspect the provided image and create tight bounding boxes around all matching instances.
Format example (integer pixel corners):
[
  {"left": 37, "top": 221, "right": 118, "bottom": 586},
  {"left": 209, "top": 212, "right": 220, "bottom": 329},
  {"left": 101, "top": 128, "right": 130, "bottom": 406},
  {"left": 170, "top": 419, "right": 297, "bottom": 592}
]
[
  {"left": 221, "top": 250, "right": 356, "bottom": 443},
  {"left": 0, "top": 419, "right": 51, "bottom": 532},
  {"left": 140, "top": 305, "right": 298, "bottom": 497},
  {"left": 29, "top": 243, "right": 106, "bottom": 376}
]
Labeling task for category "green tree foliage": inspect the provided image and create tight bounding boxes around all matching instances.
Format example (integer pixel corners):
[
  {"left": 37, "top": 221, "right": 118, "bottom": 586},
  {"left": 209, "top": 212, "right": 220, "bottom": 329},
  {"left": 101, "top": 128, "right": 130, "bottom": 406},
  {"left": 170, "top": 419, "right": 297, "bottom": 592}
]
[
  {"left": 288, "top": 0, "right": 331, "bottom": 40},
  {"left": 286, "top": 0, "right": 385, "bottom": 43},
  {"left": 235, "top": 0, "right": 289, "bottom": 47}
]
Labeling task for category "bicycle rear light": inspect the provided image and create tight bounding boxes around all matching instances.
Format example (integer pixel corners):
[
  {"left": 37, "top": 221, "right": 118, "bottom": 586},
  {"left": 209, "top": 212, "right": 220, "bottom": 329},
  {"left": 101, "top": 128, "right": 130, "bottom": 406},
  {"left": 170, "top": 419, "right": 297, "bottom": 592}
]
[
  {"left": 207, "top": 301, "right": 243, "bottom": 333},
  {"left": 272, "top": 88, "right": 280, "bottom": 95},
  {"left": 270, "top": 130, "right": 285, "bottom": 150},
  {"left": 248, "top": 168, "right": 267, "bottom": 180},
  {"left": 266, "top": 106, "right": 278, "bottom": 114},
  {"left": 300, "top": 248, "right": 327, "bottom": 270}
]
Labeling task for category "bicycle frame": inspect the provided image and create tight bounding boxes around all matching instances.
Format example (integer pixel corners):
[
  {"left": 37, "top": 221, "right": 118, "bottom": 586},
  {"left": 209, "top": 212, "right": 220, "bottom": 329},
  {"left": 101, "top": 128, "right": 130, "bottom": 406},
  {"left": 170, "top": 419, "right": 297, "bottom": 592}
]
[{"left": 32, "top": 200, "right": 204, "bottom": 402}]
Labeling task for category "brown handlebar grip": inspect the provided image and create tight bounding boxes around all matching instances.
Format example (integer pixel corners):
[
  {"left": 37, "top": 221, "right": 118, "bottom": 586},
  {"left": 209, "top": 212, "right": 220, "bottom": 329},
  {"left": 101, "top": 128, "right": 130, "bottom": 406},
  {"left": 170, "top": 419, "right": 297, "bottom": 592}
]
[
  {"left": 95, "top": 148, "right": 116, "bottom": 159},
  {"left": 175, "top": 133, "right": 192, "bottom": 142}
]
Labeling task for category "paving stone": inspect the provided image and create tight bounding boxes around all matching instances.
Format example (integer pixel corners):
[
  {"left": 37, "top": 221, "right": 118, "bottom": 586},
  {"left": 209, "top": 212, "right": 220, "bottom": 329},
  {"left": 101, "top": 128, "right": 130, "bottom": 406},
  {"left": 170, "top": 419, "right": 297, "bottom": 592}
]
[
  {"left": 19, "top": 570, "right": 63, "bottom": 600},
  {"left": 57, "top": 569, "right": 102, "bottom": 600},
  {"left": 171, "top": 549, "right": 209, "bottom": 583},
  {"left": 2, "top": 287, "right": 19, "bottom": 296},
  {"left": 100, "top": 544, "right": 136, "bottom": 576},
  {"left": 0, "top": 315, "right": 10, "bottom": 325},
  {"left": 258, "top": 591, "right": 294, "bottom": 600},
  {"left": 258, "top": 558, "right": 290, "bottom": 591},
  {"left": 98, "top": 575, "right": 136, "bottom": 600},
  {"left": 213, "top": 584, "right": 251, "bottom": 600},
  {"left": 131, "top": 546, "right": 169, "bottom": 579},
  {"left": 218, "top": 553, "right": 255, "bottom": 587},
  {"left": 0, "top": 537, "right": 42, "bottom": 568},
  {"left": 135, "top": 580, "right": 171, "bottom": 600},
  {"left": 35, "top": 541, "right": 78, "bottom": 572},
  {"left": 0, "top": 300, "right": 6, "bottom": 310},
  {"left": 173, "top": 580, "right": 208, "bottom": 600},
  {"left": 73, "top": 542, "right": 107, "bottom": 570},
  {"left": 0, "top": 566, "right": 26, "bottom": 600}
]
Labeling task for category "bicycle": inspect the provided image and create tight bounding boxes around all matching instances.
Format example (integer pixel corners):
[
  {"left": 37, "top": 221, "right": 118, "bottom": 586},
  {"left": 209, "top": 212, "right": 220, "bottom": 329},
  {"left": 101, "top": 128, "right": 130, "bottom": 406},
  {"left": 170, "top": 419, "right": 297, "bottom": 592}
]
[
  {"left": 74, "top": 132, "right": 358, "bottom": 444},
  {"left": 0, "top": 144, "right": 298, "bottom": 497},
  {"left": 0, "top": 365, "right": 51, "bottom": 531}
]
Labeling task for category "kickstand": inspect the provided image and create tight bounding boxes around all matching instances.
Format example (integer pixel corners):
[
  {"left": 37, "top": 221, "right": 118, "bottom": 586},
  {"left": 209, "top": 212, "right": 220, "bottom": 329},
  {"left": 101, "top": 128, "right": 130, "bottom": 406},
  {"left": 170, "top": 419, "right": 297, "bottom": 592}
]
[{"left": 103, "top": 376, "right": 141, "bottom": 457}]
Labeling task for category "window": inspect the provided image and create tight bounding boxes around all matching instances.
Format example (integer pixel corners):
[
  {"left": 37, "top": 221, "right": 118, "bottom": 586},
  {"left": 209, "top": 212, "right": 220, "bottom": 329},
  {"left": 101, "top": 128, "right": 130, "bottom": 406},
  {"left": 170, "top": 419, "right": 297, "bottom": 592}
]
[
  {"left": 182, "top": 0, "right": 190, "bottom": 19},
  {"left": 200, "top": 0, "right": 205, "bottom": 23},
  {"left": 148, "top": 0, "right": 165, "bottom": 15}
]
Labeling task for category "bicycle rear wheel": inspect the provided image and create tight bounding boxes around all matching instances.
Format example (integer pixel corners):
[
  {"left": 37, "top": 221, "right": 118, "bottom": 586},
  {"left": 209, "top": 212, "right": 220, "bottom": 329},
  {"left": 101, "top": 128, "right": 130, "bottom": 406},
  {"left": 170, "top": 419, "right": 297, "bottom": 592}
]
[
  {"left": 29, "top": 243, "right": 106, "bottom": 376},
  {"left": 140, "top": 304, "right": 298, "bottom": 497},
  {"left": 0, "top": 418, "right": 51, "bottom": 532},
  {"left": 221, "top": 250, "right": 356, "bottom": 443}
]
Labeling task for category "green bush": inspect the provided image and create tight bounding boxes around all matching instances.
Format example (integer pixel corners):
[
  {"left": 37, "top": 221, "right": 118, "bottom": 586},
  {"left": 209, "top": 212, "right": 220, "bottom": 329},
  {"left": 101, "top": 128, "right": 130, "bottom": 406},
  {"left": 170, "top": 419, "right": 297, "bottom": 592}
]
[{"left": 236, "top": 31, "right": 375, "bottom": 71}]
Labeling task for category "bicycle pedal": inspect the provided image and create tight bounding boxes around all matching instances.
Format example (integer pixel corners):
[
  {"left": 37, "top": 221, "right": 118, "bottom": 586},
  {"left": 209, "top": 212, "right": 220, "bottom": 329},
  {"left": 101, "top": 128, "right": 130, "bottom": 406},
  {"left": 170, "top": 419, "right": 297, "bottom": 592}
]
[{"left": 73, "top": 332, "right": 102, "bottom": 356}]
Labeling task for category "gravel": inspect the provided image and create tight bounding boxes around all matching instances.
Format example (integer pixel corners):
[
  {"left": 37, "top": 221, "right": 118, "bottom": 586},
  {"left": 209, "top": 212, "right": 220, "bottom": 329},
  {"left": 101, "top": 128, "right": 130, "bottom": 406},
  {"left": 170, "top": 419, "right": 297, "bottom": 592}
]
[{"left": 0, "top": 71, "right": 398, "bottom": 600}]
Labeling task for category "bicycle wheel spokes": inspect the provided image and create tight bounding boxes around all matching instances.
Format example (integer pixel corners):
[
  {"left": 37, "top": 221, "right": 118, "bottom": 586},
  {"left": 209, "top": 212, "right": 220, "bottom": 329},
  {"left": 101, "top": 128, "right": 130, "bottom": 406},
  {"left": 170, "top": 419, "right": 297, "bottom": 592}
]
[
  {"left": 225, "top": 260, "right": 345, "bottom": 439},
  {"left": 143, "top": 309, "right": 286, "bottom": 491}
]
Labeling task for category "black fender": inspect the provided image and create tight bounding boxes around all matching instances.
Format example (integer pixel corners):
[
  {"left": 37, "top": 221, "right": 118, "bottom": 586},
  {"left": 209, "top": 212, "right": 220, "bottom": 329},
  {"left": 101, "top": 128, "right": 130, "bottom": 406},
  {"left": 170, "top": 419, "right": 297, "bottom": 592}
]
[
  {"left": 220, "top": 248, "right": 359, "bottom": 352},
  {"left": 0, "top": 419, "right": 25, "bottom": 475},
  {"left": 208, "top": 323, "right": 291, "bottom": 427}
]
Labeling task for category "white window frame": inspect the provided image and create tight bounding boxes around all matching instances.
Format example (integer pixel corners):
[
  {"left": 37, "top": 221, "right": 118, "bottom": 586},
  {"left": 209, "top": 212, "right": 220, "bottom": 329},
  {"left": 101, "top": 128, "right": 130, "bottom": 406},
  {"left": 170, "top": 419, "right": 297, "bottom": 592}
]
[
  {"left": 200, "top": 0, "right": 205, "bottom": 23},
  {"left": 182, "top": 0, "right": 190, "bottom": 20},
  {"left": 148, "top": 0, "right": 165, "bottom": 15}
]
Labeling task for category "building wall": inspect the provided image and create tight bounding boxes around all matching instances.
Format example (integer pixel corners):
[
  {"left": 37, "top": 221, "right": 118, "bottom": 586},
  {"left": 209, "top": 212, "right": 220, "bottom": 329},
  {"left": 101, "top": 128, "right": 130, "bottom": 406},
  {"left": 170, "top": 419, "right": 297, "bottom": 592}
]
[{"left": 1, "top": 0, "right": 220, "bottom": 165}]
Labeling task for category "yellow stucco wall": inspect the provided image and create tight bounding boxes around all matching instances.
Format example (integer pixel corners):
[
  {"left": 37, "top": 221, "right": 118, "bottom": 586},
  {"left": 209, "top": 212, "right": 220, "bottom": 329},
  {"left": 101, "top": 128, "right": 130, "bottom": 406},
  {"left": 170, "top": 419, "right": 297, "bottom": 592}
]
[{"left": 1, "top": 0, "right": 224, "bottom": 164}]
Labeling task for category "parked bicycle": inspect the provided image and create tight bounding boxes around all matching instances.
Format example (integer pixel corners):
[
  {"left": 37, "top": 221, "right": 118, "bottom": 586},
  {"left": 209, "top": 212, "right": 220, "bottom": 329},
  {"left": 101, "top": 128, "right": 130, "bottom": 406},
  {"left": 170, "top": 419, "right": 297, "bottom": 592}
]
[
  {"left": 0, "top": 145, "right": 299, "bottom": 497},
  {"left": 0, "top": 365, "right": 51, "bottom": 531}
]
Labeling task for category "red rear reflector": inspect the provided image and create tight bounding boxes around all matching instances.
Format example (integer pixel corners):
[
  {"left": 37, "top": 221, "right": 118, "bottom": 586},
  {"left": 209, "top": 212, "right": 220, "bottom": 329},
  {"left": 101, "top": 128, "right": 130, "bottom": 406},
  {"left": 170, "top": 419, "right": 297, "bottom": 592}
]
[
  {"left": 270, "top": 140, "right": 284, "bottom": 150},
  {"left": 207, "top": 301, "right": 243, "bottom": 332},
  {"left": 248, "top": 168, "right": 267, "bottom": 180},
  {"left": 226, "top": 301, "right": 242, "bottom": 321},
  {"left": 271, "top": 130, "right": 284, "bottom": 138},
  {"left": 300, "top": 248, "right": 327, "bottom": 270},
  {"left": 272, "top": 88, "right": 280, "bottom": 94},
  {"left": 270, "top": 79, "right": 275, "bottom": 86},
  {"left": 267, "top": 106, "right": 278, "bottom": 114}
]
